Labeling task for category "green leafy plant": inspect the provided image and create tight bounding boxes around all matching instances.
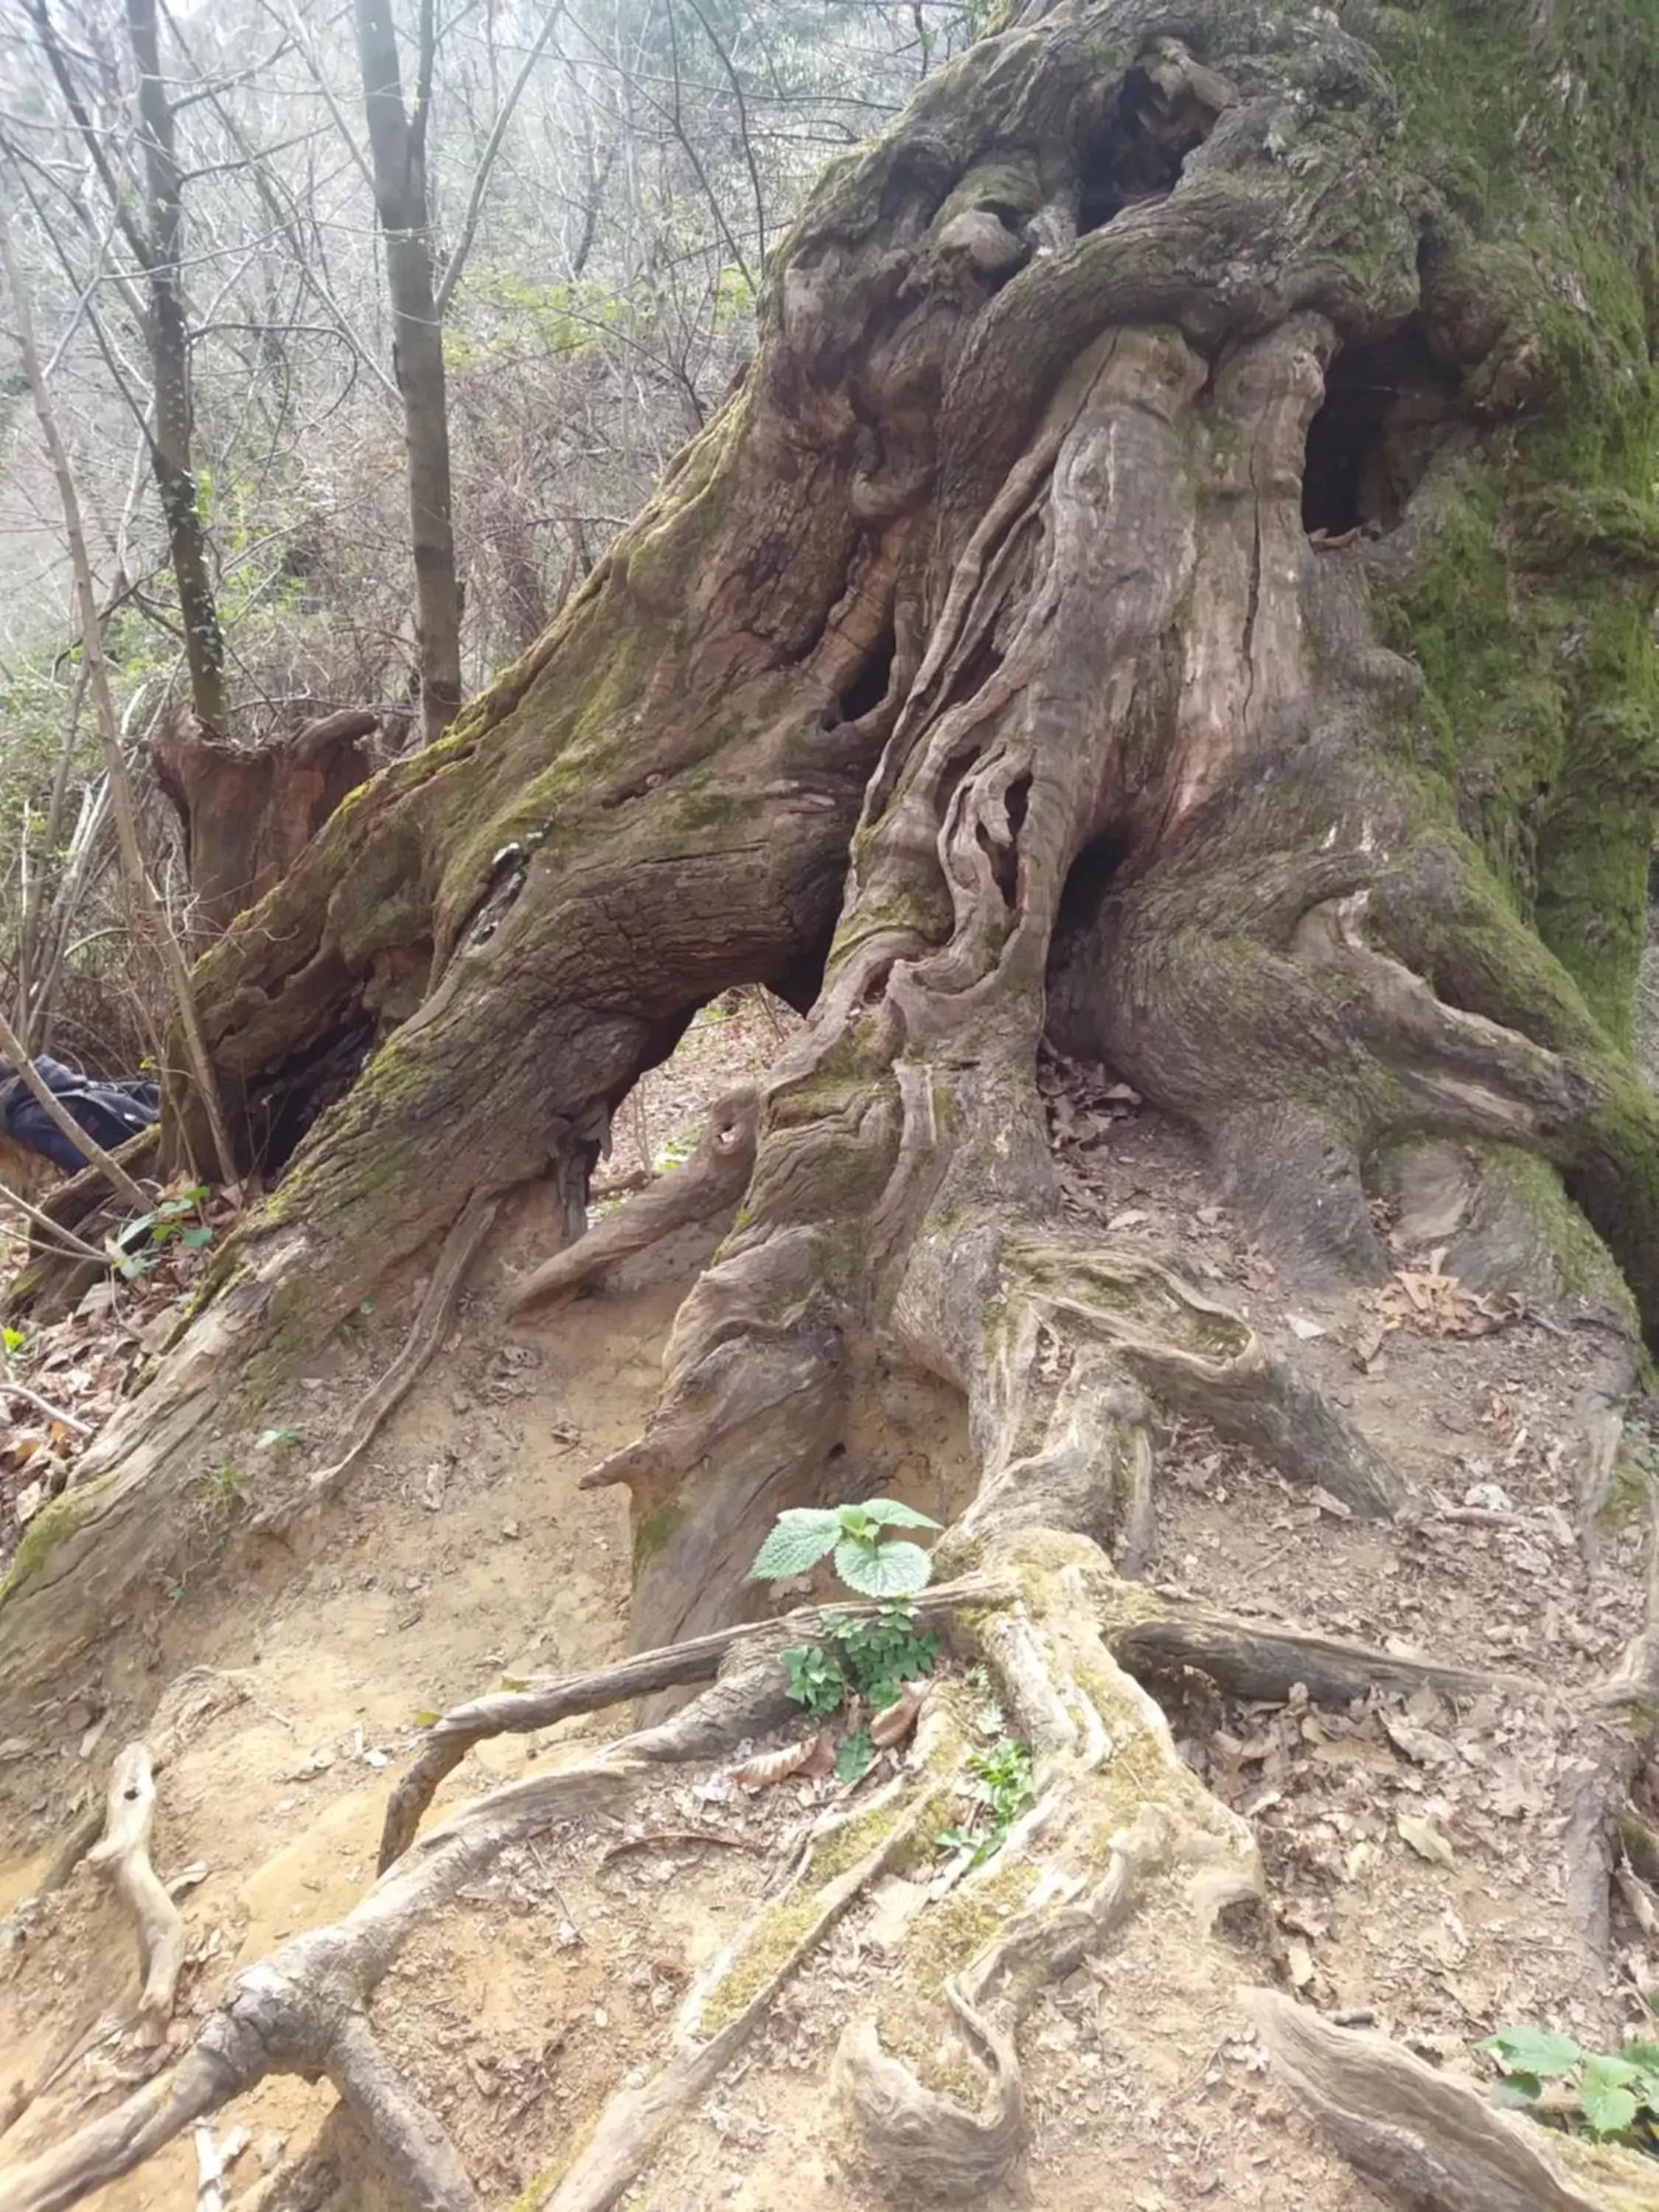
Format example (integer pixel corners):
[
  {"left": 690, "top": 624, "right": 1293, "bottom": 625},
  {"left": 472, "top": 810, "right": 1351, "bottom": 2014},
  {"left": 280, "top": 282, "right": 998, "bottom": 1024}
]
[
  {"left": 825, "top": 1607, "right": 939, "bottom": 1708},
  {"left": 781, "top": 1604, "right": 939, "bottom": 1723},
  {"left": 1481, "top": 2025, "right": 1659, "bottom": 2143},
  {"left": 938, "top": 1736, "right": 1034, "bottom": 1869},
  {"left": 108, "top": 1186, "right": 212, "bottom": 1278},
  {"left": 783, "top": 1642, "right": 848, "bottom": 1718},
  {"left": 836, "top": 1728, "right": 874, "bottom": 1783},
  {"left": 751, "top": 1498, "right": 941, "bottom": 1599}
]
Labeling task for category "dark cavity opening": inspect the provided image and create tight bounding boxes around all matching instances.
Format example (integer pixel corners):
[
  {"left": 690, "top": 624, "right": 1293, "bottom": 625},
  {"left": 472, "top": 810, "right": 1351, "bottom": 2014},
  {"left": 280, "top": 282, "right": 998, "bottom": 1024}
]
[
  {"left": 982, "top": 771, "right": 1032, "bottom": 910},
  {"left": 254, "top": 1020, "right": 375, "bottom": 1178},
  {"left": 1301, "top": 323, "right": 1461, "bottom": 538},
  {"left": 835, "top": 620, "right": 897, "bottom": 724},
  {"left": 1054, "top": 824, "right": 1131, "bottom": 942},
  {"left": 1077, "top": 64, "right": 1219, "bottom": 233}
]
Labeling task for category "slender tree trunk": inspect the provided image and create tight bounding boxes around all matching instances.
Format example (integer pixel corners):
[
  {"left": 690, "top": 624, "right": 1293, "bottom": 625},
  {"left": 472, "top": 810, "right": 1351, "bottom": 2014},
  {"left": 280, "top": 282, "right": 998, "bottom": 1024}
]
[
  {"left": 124, "top": 0, "right": 228, "bottom": 733},
  {"left": 355, "top": 0, "right": 465, "bottom": 745},
  {"left": 0, "top": 204, "right": 238, "bottom": 1194}
]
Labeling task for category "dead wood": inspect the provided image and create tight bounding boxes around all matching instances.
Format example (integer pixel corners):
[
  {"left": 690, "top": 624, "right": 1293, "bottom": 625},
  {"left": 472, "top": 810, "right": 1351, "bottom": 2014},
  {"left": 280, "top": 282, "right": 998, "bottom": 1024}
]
[
  {"left": 505, "top": 1083, "right": 757, "bottom": 1317},
  {"left": 1248, "top": 1989, "right": 1657, "bottom": 2212},
  {"left": 192, "top": 2124, "right": 246, "bottom": 2212},
  {"left": 153, "top": 706, "right": 378, "bottom": 939},
  {"left": 85, "top": 1742, "right": 184, "bottom": 2035},
  {"left": 1107, "top": 1608, "right": 1515, "bottom": 1708}
]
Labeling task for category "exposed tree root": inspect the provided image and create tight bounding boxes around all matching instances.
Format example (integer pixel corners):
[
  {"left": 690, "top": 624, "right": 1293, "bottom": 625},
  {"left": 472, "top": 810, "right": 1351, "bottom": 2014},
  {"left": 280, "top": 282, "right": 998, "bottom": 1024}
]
[
  {"left": 505, "top": 1084, "right": 758, "bottom": 1318},
  {"left": 538, "top": 1740, "right": 949, "bottom": 2211},
  {"left": 260, "top": 1186, "right": 504, "bottom": 1527},
  {"left": 1561, "top": 1489, "right": 1659, "bottom": 1954},
  {"left": 86, "top": 1743, "right": 184, "bottom": 2041},
  {"left": 1251, "top": 1990, "right": 1659, "bottom": 2212},
  {"left": 377, "top": 1574, "right": 1013, "bottom": 1871},
  {"left": 0, "top": 1711, "right": 725, "bottom": 2209}
]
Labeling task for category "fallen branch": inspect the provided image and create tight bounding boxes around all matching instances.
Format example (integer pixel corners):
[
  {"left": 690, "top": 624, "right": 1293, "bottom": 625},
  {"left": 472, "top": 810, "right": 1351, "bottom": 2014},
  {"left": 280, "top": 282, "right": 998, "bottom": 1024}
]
[
  {"left": 1108, "top": 1606, "right": 1516, "bottom": 1708},
  {"left": 1, "top": 1382, "right": 93, "bottom": 1437},
  {"left": 85, "top": 1742, "right": 184, "bottom": 2036},
  {"left": 376, "top": 1573, "right": 1015, "bottom": 1871},
  {"left": 0, "top": 1182, "right": 121, "bottom": 1267}
]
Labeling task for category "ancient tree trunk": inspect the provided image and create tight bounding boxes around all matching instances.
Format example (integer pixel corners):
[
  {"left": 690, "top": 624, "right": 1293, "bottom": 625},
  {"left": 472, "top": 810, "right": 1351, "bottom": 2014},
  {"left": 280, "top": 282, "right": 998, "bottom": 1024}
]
[
  {"left": 356, "top": 0, "right": 465, "bottom": 745},
  {"left": 4, "top": 32, "right": 1658, "bottom": 2201},
  {"left": 152, "top": 708, "right": 378, "bottom": 938}
]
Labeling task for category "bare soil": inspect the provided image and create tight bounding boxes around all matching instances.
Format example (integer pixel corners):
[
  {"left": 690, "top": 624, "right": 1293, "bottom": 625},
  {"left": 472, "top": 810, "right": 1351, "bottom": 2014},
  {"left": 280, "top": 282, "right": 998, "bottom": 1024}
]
[{"left": 0, "top": 1012, "right": 1649, "bottom": 2210}]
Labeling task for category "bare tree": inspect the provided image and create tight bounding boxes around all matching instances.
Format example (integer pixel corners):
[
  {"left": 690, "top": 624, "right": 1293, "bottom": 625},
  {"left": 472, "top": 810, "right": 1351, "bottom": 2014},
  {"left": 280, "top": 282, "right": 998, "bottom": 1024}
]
[
  {"left": 25, "top": 0, "right": 229, "bottom": 731},
  {"left": 352, "top": 0, "right": 565, "bottom": 744}
]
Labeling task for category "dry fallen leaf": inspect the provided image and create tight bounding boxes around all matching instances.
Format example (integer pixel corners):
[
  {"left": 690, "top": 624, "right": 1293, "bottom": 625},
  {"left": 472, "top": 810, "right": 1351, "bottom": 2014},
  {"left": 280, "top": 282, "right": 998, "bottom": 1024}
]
[
  {"left": 728, "top": 1733, "right": 830, "bottom": 1790},
  {"left": 1397, "top": 1811, "right": 1456, "bottom": 1869},
  {"left": 1383, "top": 1715, "right": 1458, "bottom": 1768},
  {"left": 869, "top": 1679, "right": 928, "bottom": 1750}
]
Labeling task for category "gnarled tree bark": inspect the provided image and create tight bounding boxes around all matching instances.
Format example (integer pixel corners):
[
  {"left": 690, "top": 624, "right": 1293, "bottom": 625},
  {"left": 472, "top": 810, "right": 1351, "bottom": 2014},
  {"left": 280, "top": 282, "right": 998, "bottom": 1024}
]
[
  {"left": 7, "top": 0, "right": 1657, "bottom": 1769},
  {"left": 4, "top": 4, "right": 1658, "bottom": 2199}
]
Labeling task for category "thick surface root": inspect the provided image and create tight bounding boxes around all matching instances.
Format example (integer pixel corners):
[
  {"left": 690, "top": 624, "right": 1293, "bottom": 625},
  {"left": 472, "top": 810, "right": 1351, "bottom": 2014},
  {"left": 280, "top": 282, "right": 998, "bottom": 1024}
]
[
  {"left": 1252, "top": 1991, "right": 1659, "bottom": 2212},
  {"left": 505, "top": 1083, "right": 758, "bottom": 1317}
]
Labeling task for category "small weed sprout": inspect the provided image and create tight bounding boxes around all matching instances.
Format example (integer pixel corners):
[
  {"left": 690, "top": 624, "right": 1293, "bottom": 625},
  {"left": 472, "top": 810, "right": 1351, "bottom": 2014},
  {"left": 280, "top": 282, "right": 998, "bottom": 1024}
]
[
  {"left": 1481, "top": 2024, "right": 1659, "bottom": 2146},
  {"left": 937, "top": 1736, "right": 1035, "bottom": 1868},
  {"left": 198, "top": 1461, "right": 248, "bottom": 1514}
]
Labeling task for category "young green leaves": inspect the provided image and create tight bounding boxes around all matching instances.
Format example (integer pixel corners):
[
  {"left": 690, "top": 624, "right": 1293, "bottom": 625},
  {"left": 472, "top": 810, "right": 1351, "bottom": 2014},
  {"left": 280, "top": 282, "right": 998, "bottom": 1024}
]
[
  {"left": 750, "top": 1496, "right": 941, "bottom": 1599},
  {"left": 1480, "top": 2025, "right": 1659, "bottom": 2140}
]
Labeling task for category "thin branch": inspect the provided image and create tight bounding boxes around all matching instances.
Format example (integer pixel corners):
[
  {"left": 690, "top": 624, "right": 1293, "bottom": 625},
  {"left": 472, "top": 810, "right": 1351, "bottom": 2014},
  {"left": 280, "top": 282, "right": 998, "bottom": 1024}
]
[
  {"left": 434, "top": 0, "right": 566, "bottom": 316},
  {"left": 0, "top": 1173, "right": 121, "bottom": 1266},
  {"left": 1, "top": 1382, "right": 93, "bottom": 1436},
  {"left": 0, "top": 192, "right": 239, "bottom": 1189}
]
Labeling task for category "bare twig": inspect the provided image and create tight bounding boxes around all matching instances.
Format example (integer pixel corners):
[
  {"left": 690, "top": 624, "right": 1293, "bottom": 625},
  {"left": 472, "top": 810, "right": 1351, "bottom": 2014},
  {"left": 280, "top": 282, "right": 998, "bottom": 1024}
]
[
  {"left": 264, "top": 1186, "right": 501, "bottom": 1526},
  {"left": 1, "top": 1382, "right": 93, "bottom": 1437},
  {"left": 0, "top": 198, "right": 237, "bottom": 1191},
  {"left": 434, "top": 2, "right": 568, "bottom": 316},
  {"left": 0, "top": 1183, "right": 114, "bottom": 1266}
]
